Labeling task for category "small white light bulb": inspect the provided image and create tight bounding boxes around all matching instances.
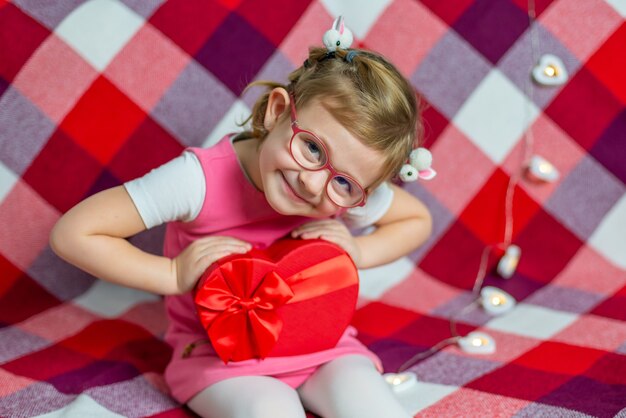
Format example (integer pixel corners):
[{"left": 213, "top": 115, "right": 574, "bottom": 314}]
[
  {"left": 458, "top": 332, "right": 496, "bottom": 354},
  {"left": 526, "top": 155, "right": 560, "bottom": 183},
  {"left": 532, "top": 54, "right": 568, "bottom": 86},
  {"left": 543, "top": 65, "right": 557, "bottom": 77},
  {"left": 383, "top": 372, "right": 418, "bottom": 392},
  {"left": 497, "top": 245, "right": 521, "bottom": 279},
  {"left": 480, "top": 286, "right": 516, "bottom": 315}
]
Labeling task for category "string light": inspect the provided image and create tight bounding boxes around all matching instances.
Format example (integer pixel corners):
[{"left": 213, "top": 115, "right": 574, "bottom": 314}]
[
  {"left": 496, "top": 244, "right": 522, "bottom": 279},
  {"left": 398, "top": 336, "right": 460, "bottom": 372},
  {"left": 525, "top": 5, "right": 563, "bottom": 189},
  {"left": 480, "top": 286, "right": 516, "bottom": 315},
  {"left": 532, "top": 53, "right": 568, "bottom": 86},
  {"left": 544, "top": 65, "right": 557, "bottom": 77},
  {"left": 397, "top": 0, "right": 563, "bottom": 373},
  {"left": 526, "top": 155, "right": 560, "bottom": 182},
  {"left": 458, "top": 332, "right": 496, "bottom": 354},
  {"left": 383, "top": 372, "right": 418, "bottom": 392}
]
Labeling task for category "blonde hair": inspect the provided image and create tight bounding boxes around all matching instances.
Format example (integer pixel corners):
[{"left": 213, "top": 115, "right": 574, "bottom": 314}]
[{"left": 241, "top": 47, "right": 422, "bottom": 189}]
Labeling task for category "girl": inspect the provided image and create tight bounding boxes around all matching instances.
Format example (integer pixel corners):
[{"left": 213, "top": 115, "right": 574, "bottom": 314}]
[{"left": 50, "top": 21, "right": 432, "bottom": 418}]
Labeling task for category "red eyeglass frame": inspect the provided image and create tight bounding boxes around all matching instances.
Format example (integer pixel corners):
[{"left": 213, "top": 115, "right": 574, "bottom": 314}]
[{"left": 288, "top": 95, "right": 367, "bottom": 208}]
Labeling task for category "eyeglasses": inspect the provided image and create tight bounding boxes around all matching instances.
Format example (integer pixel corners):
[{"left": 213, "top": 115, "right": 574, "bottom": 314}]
[{"left": 288, "top": 96, "right": 366, "bottom": 208}]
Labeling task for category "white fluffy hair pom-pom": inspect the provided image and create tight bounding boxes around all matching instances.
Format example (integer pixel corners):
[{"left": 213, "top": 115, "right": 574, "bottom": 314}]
[
  {"left": 409, "top": 148, "right": 433, "bottom": 171},
  {"left": 399, "top": 164, "right": 419, "bottom": 182}
]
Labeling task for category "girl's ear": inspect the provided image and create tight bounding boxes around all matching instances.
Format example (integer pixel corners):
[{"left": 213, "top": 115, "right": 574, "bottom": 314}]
[{"left": 264, "top": 87, "right": 290, "bottom": 131}]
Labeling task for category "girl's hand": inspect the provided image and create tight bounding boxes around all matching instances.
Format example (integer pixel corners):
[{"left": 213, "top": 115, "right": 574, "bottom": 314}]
[
  {"left": 172, "top": 236, "right": 252, "bottom": 294},
  {"left": 291, "top": 220, "right": 363, "bottom": 267}
]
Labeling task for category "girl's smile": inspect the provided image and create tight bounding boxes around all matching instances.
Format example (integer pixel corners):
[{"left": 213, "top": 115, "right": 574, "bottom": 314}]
[{"left": 280, "top": 170, "right": 311, "bottom": 205}]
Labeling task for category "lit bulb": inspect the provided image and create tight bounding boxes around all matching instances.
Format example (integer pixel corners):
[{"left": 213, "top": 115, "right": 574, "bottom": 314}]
[
  {"left": 543, "top": 65, "right": 558, "bottom": 77},
  {"left": 490, "top": 295, "right": 505, "bottom": 306},
  {"left": 471, "top": 336, "right": 488, "bottom": 346},
  {"left": 458, "top": 332, "right": 496, "bottom": 354},
  {"left": 480, "top": 286, "right": 516, "bottom": 315},
  {"left": 526, "top": 155, "right": 560, "bottom": 183},
  {"left": 383, "top": 372, "right": 417, "bottom": 392},
  {"left": 497, "top": 245, "right": 521, "bottom": 279},
  {"left": 532, "top": 54, "right": 568, "bottom": 86}
]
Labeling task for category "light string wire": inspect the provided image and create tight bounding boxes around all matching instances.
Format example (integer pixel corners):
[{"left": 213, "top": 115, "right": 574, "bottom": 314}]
[{"left": 398, "top": 0, "right": 539, "bottom": 372}]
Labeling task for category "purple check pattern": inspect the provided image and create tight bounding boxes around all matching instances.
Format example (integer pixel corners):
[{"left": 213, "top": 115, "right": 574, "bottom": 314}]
[{"left": 1, "top": 0, "right": 625, "bottom": 417}]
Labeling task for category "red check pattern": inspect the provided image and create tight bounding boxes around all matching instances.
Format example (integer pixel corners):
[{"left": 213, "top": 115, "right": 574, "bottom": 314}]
[{"left": 1, "top": 1, "right": 625, "bottom": 417}]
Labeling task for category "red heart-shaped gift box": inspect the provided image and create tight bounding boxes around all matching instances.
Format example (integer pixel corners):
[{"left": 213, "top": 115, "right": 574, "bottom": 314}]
[{"left": 193, "top": 239, "right": 359, "bottom": 363}]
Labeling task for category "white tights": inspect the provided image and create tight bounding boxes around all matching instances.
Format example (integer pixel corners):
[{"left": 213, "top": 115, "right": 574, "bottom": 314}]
[{"left": 187, "top": 355, "right": 411, "bottom": 418}]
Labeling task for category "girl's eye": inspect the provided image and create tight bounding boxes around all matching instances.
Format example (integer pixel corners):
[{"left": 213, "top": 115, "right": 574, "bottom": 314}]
[
  {"left": 304, "top": 139, "right": 321, "bottom": 161},
  {"left": 332, "top": 176, "right": 353, "bottom": 195}
]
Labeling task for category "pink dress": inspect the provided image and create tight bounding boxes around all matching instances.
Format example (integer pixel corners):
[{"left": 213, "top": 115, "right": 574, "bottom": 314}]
[{"left": 162, "top": 137, "right": 382, "bottom": 403}]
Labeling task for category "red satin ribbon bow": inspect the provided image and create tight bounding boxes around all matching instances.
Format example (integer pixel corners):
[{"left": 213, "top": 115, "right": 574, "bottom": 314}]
[{"left": 194, "top": 253, "right": 355, "bottom": 363}]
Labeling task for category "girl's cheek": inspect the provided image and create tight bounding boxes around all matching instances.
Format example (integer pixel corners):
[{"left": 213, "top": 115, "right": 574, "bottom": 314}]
[{"left": 316, "top": 201, "right": 343, "bottom": 217}]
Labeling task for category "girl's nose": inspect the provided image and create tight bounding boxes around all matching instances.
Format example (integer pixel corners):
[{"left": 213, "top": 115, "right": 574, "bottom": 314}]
[{"left": 298, "top": 169, "right": 329, "bottom": 197}]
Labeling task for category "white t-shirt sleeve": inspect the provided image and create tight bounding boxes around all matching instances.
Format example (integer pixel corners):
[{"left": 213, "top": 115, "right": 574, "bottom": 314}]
[
  {"left": 123, "top": 151, "right": 206, "bottom": 229},
  {"left": 341, "top": 182, "right": 394, "bottom": 229}
]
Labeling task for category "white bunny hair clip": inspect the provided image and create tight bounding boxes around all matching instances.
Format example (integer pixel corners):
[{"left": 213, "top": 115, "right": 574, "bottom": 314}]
[
  {"left": 399, "top": 148, "right": 437, "bottom": 182},
  {"left": 323, "top": 16, "right": 354, "bottom": 51},
  {"left": 301, "top": 16, "right": 357, "bottom": 68}
]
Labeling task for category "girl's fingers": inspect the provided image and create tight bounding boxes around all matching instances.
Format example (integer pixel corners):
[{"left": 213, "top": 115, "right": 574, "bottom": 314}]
[
  {"left": 176, "top": 237, "right": 252, "bottom": 293},
  {"left": 292, "top": 221, "right": 346, "bottom": 237},
  {"left": 200, "top": 250, "right": 235, "bottom": 263},
  {"left": 299, "top": 231, "right": 324, "bottom": 239},
  {"left": 299, "top": 227, "right": 349, "bottom": 240},
  {"left": 203, "top": 244, "right": 250, "bottom": 257},
  {"left": 196, "top": 247, "right": 249, "bottom": 269},
  {"left": 195, "top": 236, "right": 252, "bottom": 248},
  {"left": 192, "top": 243, "right": 250, "bottom": 266},
  {"left": 295, "top": 229, "right": 357, "bottom": 259}
]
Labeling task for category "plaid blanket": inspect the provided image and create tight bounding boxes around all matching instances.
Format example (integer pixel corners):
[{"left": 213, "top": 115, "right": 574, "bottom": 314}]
[{"left": 1, "top": 0, "right": 625, "bottom": 417}]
